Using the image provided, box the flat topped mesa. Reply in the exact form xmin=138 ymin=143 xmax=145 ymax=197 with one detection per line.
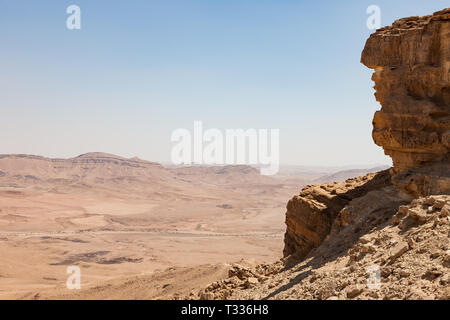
xmin=361 ymin=8 xmax=450 ymax=196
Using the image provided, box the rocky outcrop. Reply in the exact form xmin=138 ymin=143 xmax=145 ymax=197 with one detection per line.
xmin=361 ymin=8 xmax=450 ymax=196
xmin=212 ymin=196 xmax=450 ymax=300
xmin=283 ymin=171 xmax=392 ymax=258
xmin=391 ymin=161 xmax=450 ymax=197
xmin=283 ymin=9 xmax=450 ymax=261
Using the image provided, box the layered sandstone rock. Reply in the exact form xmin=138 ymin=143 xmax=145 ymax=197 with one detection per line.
xmin=361 ymin=9 xmax=450 ymax=196
xmin=283 ymin=9 xmax=450 ymax=261
xmin=283 ymin=171 xmax=392 ymax=258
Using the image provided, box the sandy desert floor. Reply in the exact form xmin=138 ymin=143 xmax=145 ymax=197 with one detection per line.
xmin=0 ymin=153 xmax=380 ymax=299
xmin=0 ymin=184 xmax=293 ymax=299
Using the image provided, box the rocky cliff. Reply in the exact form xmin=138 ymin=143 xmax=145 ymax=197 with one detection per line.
xmin=361 ymin=8 xmax=450 ymax=197
xmin=283 ymin=171 xmax=395 ymax=258
xmin=283 ymin=9 xmax=450 ymax=261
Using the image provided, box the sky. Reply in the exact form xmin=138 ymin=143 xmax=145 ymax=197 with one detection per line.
xmin=0 ymin=0 xmax=448 ymax=166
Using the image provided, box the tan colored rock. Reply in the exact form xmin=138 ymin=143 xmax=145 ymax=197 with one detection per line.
xmin=389 ymin=242 xmax=409 ymax=262
xmin=361 ymin=9 xmax=450 ymax=197
xmin=346 ymin=285 xmax=363 ymax=299
xmin=283 ymin=171 xmax=392 ymax=258
xmin=244 ymin=277 xmax=259 ymax=289
xmin=439 ymin=287 xmax=450 ymax=300
xmin=200 ymin=291 xmax=215 ymax=300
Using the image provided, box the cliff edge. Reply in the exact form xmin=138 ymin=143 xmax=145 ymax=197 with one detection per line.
xmin=283 ymin=8 xmax=450 ymax=261
xmin=361 ymin=8 xmax=450 ymax=197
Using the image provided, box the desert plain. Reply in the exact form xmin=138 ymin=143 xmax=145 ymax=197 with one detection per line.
xmin=0 ymin=153 xmax=384 ymax=299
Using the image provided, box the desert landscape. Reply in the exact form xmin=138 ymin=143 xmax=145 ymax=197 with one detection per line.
xmin=0 ymin=153 xmax=288 ymax=298
xmin=0 ymin=152 xmax=384 ymax=299
xmin=1 ymin=4 xmax=449 ymax=302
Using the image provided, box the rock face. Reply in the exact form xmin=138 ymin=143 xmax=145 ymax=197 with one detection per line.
xmin=283 ymin=9 xmax=450 ymax=261
xmin=283 ymin=171 xmax=392 ymax=258
xmin=361 ymin=8 xmax=450 ymax=196
xmin=210 ymin=195 xmax=450 ymax=300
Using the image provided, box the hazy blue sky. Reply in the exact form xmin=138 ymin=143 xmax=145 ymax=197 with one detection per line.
xmin=1 ymin=0 xmax=448 ymax=166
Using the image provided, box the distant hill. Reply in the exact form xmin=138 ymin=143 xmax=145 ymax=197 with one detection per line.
xmin=0 ymin=153 xmax=289 ymax=195
xmin=313 ymin=165 xmax=390 ymax=184
xmin=0 ymin=153 xmax=391 ymax=192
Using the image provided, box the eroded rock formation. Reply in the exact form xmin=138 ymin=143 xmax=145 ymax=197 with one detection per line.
xmin=361 ymin=8 xmax=450 ymax=196
xmin=283 ymin=171 xmax=393 ymax=258
xmin=283 ymin=9 xmax=450 ymax=261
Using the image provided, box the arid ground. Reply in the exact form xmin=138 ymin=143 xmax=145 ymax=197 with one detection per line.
xmin=0 ymin=153 xmax=383 ymax=299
